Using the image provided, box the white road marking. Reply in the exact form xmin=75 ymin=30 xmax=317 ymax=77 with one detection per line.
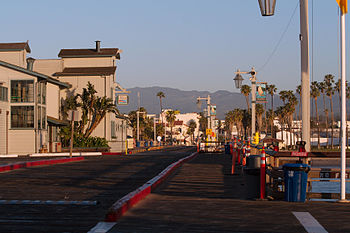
xmin=88 ymin=222 xmax=116 ymax=233
xmin=293 ymin=212 xmax=328 ymax=233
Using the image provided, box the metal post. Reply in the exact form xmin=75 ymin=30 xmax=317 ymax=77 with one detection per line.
xmin=300 ymin=0 xmax=311 ymax=151
xmin=251 ymin=73 xmax=257 ymax=137
xmin=137 ymin=111 xmax=140 ymax=142
xmin=154 ymin=117 xmax=156 ymax=142
xmin=340 ymin=11 xmax=347 ymax=202
xmin=69 ymin=112 xmax=74 ymax=158
xmin=207 ymin=95 xmax=211 ymax=141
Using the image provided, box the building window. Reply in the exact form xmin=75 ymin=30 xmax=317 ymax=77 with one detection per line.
xmin=11 ymin=106 xmax=34 ymax=128
xmin=11 ymin=80 xmax=34 ymax=103
xmin=111 ymin=121 xmax=116 ymax=138
xmin=42 ymin=107 xmax=46 ymax=129
xmin=0 ymin=87 xmax=8 ymax=101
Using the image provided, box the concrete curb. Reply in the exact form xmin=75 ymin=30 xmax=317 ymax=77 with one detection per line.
xmin=105 ymin=152 xmax=198 ymax=222
xmin=30 ymin=152 xmax=101 ymax=157
xmin=0 ymin=157 xmax=85 ymax=173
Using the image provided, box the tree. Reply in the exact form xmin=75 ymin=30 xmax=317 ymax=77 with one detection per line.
xmin=279 ymin=90 xmax=289 ymax=105
xmin=256 ymin=104 xmax=264 ymax=133
xmin=240 ymin=85 xmax=251 ymax=111
xmin=187 ymin=120 xmax=197 ymax=144
xmin=267 ymin=84 xmax=277 ymax=136
xmin=296 ymin=85 xmax=301 ymax=121
xmin=325 ymin=74 xmax=335 ymax=148
xmin=335 ymin=78 xmax=342 ymax=147
xmin=60 ymin=82 xmax=118 ymax=147
xmin=165 ymin=110 xmax=179 ymax=144
xmin=319 ymin=81 xmax=329 ymax=148
xmin=156 ymin=91 xmax=165 ymax=113
xmin=311 ymin=81 xmax=321 ymax=149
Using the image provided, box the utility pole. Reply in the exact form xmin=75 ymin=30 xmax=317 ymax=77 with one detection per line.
xmin=300 ymin=0 xmax=311 ymax=151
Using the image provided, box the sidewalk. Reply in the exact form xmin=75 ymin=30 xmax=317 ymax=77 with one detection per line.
xmin=109 ymin=153 xmax=350 ymax=233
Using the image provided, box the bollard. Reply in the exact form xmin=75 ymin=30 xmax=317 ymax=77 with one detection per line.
xmin=246 ymin=141 xmax=251 ymax=157
xmin=237 ymin=147 xmax=241 ymax=164
xmin=231 ymin=143 xmax=236 ymax=175
xmin=260 ymin=146 xmax=266 ymax=199
xmin=230 ymin=144 xmax=233 ymax=155
xmin=242 ymin=146 xmax=246 ymax=166
xmin=197 ymin=144 xmax=200 ymax=153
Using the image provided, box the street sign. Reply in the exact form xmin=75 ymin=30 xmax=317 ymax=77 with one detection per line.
xmin=67 ymin=110 xmax=79 ymax=121
xmin=291 ymin=151 xmax=308 ymax=157
xmin=117 ymin=94 xmax=129 ymax=105
xmin=256 ymin=82 xmax=267 ymax=103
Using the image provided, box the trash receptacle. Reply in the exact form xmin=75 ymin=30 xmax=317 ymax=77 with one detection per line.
xmin=283 ymin=163 xmax=310 ymax=202
xmin=136 ymin=141 xmax=140 ymax=147
xmin=150 ymin=141 xmax=153 ymax=147
xmin=244 ymin=155 xmax=261 ymax=199
xmin=144 ymin=141 xmax=148 ymax=147
xmin=225 ymin=144 xmax=230 ymax=154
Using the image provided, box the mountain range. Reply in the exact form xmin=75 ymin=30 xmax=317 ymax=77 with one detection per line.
xmin=116 ymin=86 xmax=347 ymax=120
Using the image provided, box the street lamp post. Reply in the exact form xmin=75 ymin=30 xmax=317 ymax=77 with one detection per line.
xmin=234 ymin=67 xmax=257 ymax=138
xmin=258 ymin=0 xmax=310 ymax=151
xmin=197 ymin=95 xmax=212 ymax=140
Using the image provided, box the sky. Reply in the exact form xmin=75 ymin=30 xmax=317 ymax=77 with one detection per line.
xmin=1 ymin=0 xmax=348 ymax=93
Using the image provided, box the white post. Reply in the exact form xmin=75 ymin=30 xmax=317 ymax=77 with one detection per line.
xmin=340 ymin=11 xmax=347 ymax=202
xmin=300 ymin=0 xmax=311 ymax=151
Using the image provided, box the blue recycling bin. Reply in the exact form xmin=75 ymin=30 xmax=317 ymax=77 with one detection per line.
xmin=283 ymin=163 xmax=310 ymax=202
xmin=150 ymin=141 xmax=153 ymax=147
xmin=225 ymin=144 xmax=230 ymax=154
xmin=136 ymin=141 xmax=140 ymax=147
xmin=144 ymin=141 xmax=148 ymax=147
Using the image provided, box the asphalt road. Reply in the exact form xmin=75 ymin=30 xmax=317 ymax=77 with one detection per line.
xmin=0 ymin=146 xmax=195 ymax=233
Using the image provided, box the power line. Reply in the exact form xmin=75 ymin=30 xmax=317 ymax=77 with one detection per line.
xmin=258 ymin=1 xmax=299 ymax=72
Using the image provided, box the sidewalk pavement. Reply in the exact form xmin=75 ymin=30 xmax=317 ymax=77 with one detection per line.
xmin=108 ymin=153 xmax=350 ymax=233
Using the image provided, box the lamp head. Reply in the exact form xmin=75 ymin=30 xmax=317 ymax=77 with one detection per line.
xmin=258 ymin=0 xmax=276 ymax=16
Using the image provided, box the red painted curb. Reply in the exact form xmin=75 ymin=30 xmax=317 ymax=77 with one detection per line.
xmin=0 ymin=157 xmax=84 ymax=173
xmin=102 ymin=152 xmax=124 ymax=156
xmin=105 ymin=152 xmax=199 ymax=222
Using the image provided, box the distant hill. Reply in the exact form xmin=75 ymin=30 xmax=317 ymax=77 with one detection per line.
xmin=116 ymin=86 xmax=347 ymax=121
xmin=117 ymin=86 xmax=248 ymax=119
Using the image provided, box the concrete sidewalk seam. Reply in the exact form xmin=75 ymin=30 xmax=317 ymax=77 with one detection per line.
xmin=105 ymin=152 xmax=198 ymax=222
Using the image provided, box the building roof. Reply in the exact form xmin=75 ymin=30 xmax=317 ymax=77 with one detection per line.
xmin=0 ymin=42 xmax=31 ymax=53
xmin=0 ymin=60 xmax=70 ymax=89
xmin=53 ymin=66 xmax=116 ymax=77
xmin=47 ymin=116 xmax=69 ymax=126
xmin=58 ymin=48 xmax=120 ymax=59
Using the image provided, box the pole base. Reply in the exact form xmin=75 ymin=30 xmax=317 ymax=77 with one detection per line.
xmin=337 ymin=199 xmax=350 ymax=203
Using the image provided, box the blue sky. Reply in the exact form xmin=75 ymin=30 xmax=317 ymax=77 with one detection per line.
xmin=1 ymin=0 xmax=348 ymax=92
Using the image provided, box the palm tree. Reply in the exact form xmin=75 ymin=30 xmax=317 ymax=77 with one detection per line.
xmin=256 ymin=104 xmax=264 ymax=133
xmin=286 ymin=93 xmax=298 ymax=147
xmin=335 ymin=78 xmax=342 ymax=147
xmin=166 ymin=110 xmax=179 ymax=144
xmin=240 ymin=85 xmax=251 ymax=111
xmin=325 ymin=74 xmax=335 ymax=148
xmin=311 ymin=81 xmax=321 ymax=149
xmin=279 ymin=90 xmax=289 ymax=105
xmin=296 ymin=85 xmax=301 ymax=121
xmin=267 ymin=84 xmax=277 ymax=137
xmin=156 ymin=91 xmax=165 ymax=113
xmin=84 ymin=96 xmax=118 ymax=137
xmin=275 ymin=106 xmax=287 ymax=144
xmin=319 ymin=81 xmax=328 ymax=148
xmin=187 ymin=120 xmax=197 ymax=144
